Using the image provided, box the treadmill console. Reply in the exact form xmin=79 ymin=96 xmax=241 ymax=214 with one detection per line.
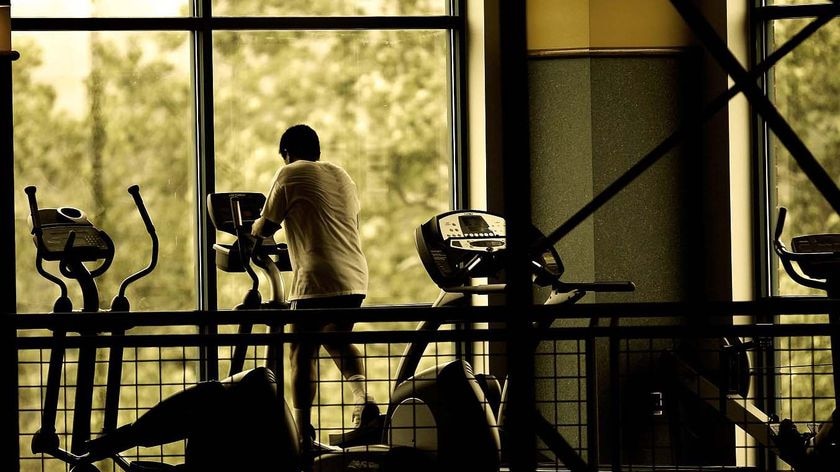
xmin=207 ymin=192 xmax=266 ymax=236
xmin=435 ymin=211 xmax=506 ymax=252
xmin=415 ymin=210 xmax=562 ymax=289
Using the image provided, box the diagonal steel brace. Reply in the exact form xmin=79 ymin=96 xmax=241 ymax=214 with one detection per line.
xmin=534 ymin=1 xmax=839 ymax=254
xmin=669 ymin=0 xmax=840 ymax=217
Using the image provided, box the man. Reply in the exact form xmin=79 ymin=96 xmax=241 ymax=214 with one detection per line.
xmin=251 ymin=124 xmax=377 ymax=446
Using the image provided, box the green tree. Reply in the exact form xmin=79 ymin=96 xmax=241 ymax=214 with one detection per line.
xmin=14 ymin=32 xmax=195 ymax=314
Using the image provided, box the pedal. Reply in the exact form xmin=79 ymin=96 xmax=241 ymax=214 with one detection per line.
xmin=328 ymin=414 xmax=385 ymax=448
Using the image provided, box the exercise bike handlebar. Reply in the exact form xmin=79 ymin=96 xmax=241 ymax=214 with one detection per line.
xmin=556 ymin=280 xmax=636 ymax=292
xmin=25 ymin=186 xmax=72 ymax=310
xmin=530 ymin=258 xmax=636 ymax=293
xmin=231 ymin=196 xmax=261 ymax=293
xmin=113 ymin=185 xmax=159 ymax=310
xmin=25 ymin=185 xmax=43 ymax=229
xmin=128 ymin=185 xmax=155 ymax=234
xmin=773 ymin=207 xmax=830 ymax=291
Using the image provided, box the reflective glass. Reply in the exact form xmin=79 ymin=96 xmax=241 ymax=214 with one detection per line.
xmin=11 ymin=0 xmax=190 ymax=18
xmin=212 ymin=29 xmax=453 ymax=309
xmin=768 ymin=17 xmax=839 ymax=442
xmin=13 ymin=30 xmax=197 ymax=314
xmin=211 ymin=0 xmax=449 ymax=16
xmin=771 ymin=18 xmax=840 ymax=297
xmin=10 ymin=4 xmax=461 ymax=463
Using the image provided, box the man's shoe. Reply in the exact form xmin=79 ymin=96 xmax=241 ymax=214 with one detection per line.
xmin=300 ymin=423 xmax=316 ymax=450
xmin=351 ymin=396 xmax=380 ymax=429
xmin=298 ymin=423 xmax=316 ymax=471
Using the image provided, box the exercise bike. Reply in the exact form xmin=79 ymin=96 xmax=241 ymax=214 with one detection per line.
xmin=25 ymin=184 xmax=163 ymax=471
xmin=659 ymin=206 xmax=838 ymax=471
xmin=335 ymin=209 xmax=637 ymax=471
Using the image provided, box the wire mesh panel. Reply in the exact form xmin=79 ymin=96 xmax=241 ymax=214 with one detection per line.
xmin=18 ymin=327 xmax=203 ymax=472
xmin=13 ymin=306 xmax=840 ymax=472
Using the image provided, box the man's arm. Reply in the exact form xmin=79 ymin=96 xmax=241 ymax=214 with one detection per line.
xmin=251 ymin=216 xmax=282 ymax=238
xmin=254 ymin=173 xmax=287 ymax=238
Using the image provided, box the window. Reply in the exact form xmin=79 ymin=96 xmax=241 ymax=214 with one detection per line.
xmin=754 ymin=0 xmax=839 ymax=455
xmin=211 ymin=27 xmax=454 ymax=309
xmin=12 ymin=1 xmax=465 ymax=462
xmin=12 ymin=0 xmax=462 ymax=313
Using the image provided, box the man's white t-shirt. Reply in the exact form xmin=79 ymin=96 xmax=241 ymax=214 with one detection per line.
xmin=256 ymin=160 xmax=368 ymax=301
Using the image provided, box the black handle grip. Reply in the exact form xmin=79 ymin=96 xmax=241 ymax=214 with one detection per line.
xmin=775 ymin=207 xmax=787 ymax=243
xmin=127 ymin=185 xmax=155 ymax=234
xmin=25 ymin=185 xmax=42 ymax=232
xmin=231 ymin=196 xmax=244 ymax=229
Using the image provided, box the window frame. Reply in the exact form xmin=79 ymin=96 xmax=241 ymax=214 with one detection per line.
xmin=9 ymin=0 xmax=469 ymax=315
xmin=753 ymin=0 xmax=840 ymax=300
xmin=752 ymin=2 xmax=840 ymax=467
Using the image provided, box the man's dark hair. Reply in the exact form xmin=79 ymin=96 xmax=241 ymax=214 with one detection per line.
xmin=279 ymin=124 xmax=321 ymax=161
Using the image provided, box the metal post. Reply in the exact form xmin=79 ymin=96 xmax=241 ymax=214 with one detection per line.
xmin=498 ymin=1 xmax=535 ymax=470
xmin=1 ymin=2 xmax=20 ymax=470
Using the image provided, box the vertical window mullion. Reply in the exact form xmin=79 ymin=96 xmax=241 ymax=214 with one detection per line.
xmin=194 ymin=0 xmax=218 ymax=381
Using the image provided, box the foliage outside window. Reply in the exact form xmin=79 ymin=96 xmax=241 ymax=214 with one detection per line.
xmin=212 ymin=28 xmax=452 ymax=310
xmin=13 ymin=1 xmax=453 ymax=313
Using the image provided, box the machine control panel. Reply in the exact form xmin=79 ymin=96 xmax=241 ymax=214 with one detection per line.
xmin=34 ymin=207 xmax=113 ymax=261
xmin=435 ymin=211 xmax=506 ymax=252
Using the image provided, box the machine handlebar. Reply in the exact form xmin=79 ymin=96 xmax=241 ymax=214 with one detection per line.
xmin=773 ymin=206 xmax=840 ymax=291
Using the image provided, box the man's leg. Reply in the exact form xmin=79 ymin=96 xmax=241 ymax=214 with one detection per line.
xmin=321 ymin=326 xmax=378 ymax=428
xmin=289 ymin=324 xmax=319 ymax=443
xmin=318 ymin=294 xmax=378 ymax=428
xmin=294 ymin=295 xmax=377 ymax=429
xmin=322 ymin=322 xmax=367 ymax=382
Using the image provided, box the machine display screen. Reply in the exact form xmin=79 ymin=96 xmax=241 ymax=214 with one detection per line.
xmin=225 ymin=205 xmax=260 ymax=224
xmin=207 ymin=192 xmax=266 ymax=234
xmin=459 ymin=214 xmax=490 ymax=234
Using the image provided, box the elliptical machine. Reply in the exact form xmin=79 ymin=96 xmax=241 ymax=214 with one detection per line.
xmin=207 ymin=191 xmax=292 ymax=377
xmin=417 ymin=209 xmax=636 ymax=471
xmin=656 ymin=206 xmax=839 ymax=471
xmin=28 ymin=189 xmax=302 ymax=472
xmin=25 ymin=184 xmax=163 ymax=471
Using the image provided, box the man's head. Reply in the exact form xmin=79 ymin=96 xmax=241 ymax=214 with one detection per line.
xmin=279 ymin=124 xmax=321 ymax=163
